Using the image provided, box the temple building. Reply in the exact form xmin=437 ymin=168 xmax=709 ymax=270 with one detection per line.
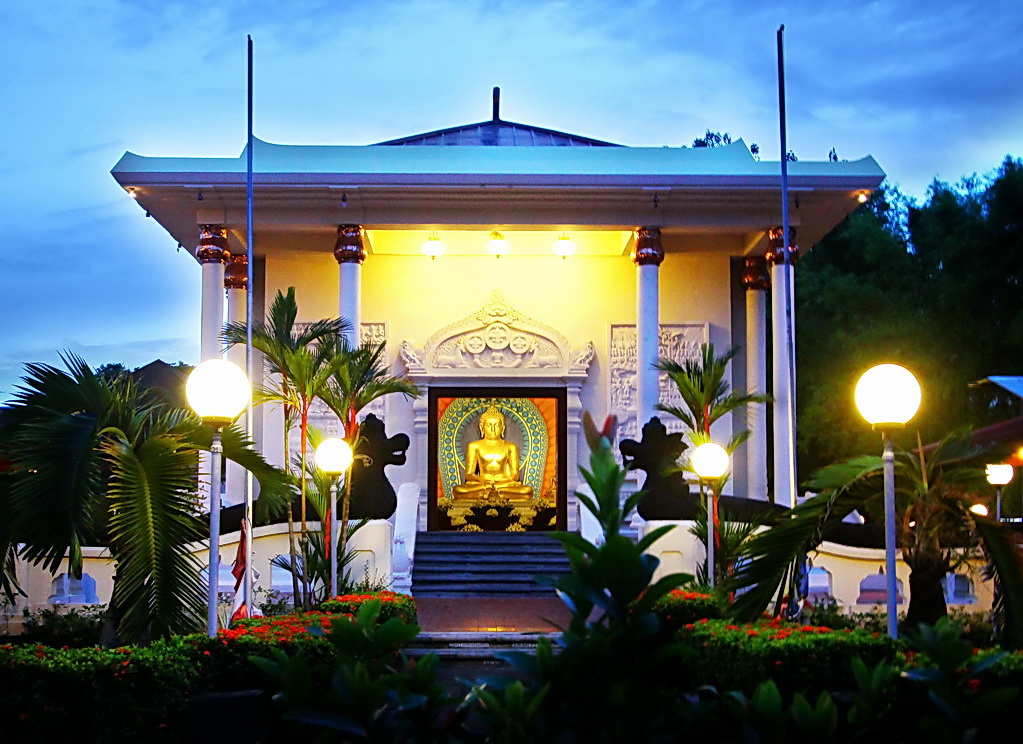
xmin=19 ymin=90 xmax=972 ymax=619
xmin=111 ymin=93 xmax=883 ymax=527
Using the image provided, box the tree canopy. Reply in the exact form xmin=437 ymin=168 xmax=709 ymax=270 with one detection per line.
xmin=796 ymin=157 xmax=1023 ymax=482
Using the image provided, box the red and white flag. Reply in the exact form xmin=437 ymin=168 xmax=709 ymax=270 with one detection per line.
xmin=230 ymin=518 xmax=262 ymax=623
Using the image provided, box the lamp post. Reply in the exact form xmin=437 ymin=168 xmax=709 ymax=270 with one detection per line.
xmin=855 ymin=363 xmax=921 ymax=640
xmin=691 ymin=442 xmax=730 ymax=590
xmin=986 ymin=463 xmax=1013 ymax=522
xmin=186 ymin=359 xmax=250 ymax=637
xmin=315 ymin=437 xmax=354 ymax=599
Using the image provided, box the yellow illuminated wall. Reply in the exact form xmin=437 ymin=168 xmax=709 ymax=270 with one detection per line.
xmin=262 ymin=238 xmax=734 ymax=490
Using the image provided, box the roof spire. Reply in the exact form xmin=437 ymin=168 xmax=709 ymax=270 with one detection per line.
xmin=492 ymin=86 xmax=500 ymax=122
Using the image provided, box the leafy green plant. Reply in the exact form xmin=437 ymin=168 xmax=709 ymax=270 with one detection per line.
xmin=729 ymin=430 xmax=1023 ymax=649
xmin=899 ymin=617 xmax=1019 ymax=742
xmin=255 ymin=587 xmax=292 ymax=616
xmin=20 ymin=605 xmax=106 ymax=648
xmin=656 ymin=343 xmax=771 ymax=591
xmin=483 ymin=412 xmax=695 ymax=742
xmin=248 ymin=599 xmax=462 ymax=742
xmin=0 ymin=353 xmax=291 ymax=644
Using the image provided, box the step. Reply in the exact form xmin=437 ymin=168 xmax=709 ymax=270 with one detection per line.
xmin=407 ymin=631 xmax=559 ymax=659
xmin=412 ymin=531 xmax=571 ymax=598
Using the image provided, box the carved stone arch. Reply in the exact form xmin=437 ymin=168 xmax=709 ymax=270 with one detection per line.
xmin=401 ymin=291 xmax=593 ymax=377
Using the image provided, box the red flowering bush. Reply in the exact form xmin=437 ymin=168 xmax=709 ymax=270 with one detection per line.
xmin=222 ymin=610 xmax=352 ymax=643
xmin=673 ymin=616 xmax=898 ymax=695
xmin=650 ymin=588 xmax=724 ymax=632
xmin=321 ymin=590 xmax=417 ymax=624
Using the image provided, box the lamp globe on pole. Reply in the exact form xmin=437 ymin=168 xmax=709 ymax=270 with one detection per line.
xmin=186 ymin=359 xmax=250 ymax=426
xmin=986 ymin=463 xmax=1013 ymax=522
xmin=186 ymin=359 xmax=250 ymax=637
xmin=855 ymin=363 xmax=920 ymax=640
xmin=691 ymin=442 xmax=729 ymax=590
xmin=692 ymin=442 xmax=729 ymax=480
xmin=316 ymin=437 xmax=354 ymax=600
xmin=854 ymin=364 xmax=921 ymax=428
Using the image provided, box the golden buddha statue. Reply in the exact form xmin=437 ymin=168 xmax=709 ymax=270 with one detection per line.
xmin=452 ymin=406 xmax=533 ymax=500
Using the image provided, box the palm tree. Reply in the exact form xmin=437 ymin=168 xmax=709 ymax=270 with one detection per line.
xmin=0 ymin=354 xmax=291 ymax=644
xmin=223 ymin=287 xmax=349 ymax=608
xmin=728 ymin=430 xmax=1023 ymax=647
xmin=655 ymin=342 xmax=772 ymax=588
xmin=655 ymin=342 xmax=772 ymax=452
xmin=319 ymin=339 xmax=419 ymax=588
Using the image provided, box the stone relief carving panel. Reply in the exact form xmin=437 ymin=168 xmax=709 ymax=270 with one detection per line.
xmin=400 ymin=292 xmax=591 ymax=377
xmin=609 ymin=323 xmax=708 ymax=445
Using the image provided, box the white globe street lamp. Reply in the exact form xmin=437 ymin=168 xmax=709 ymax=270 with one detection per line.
xmin=316 ymin=437 xmax=354 ymax=599
xmin=855 ymin=363 xmax=921 ymax=640
xmin=691 ymin=442 xmax=729 ymax=590
xmin=186 ymin=359 xmax=250 ymax=637
xmin=986 ymin=463 xmax=1014 ymax=522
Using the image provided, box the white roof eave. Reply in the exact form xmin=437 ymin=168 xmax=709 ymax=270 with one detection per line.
xmin=112 ymin=138 xmax=885 ymax=191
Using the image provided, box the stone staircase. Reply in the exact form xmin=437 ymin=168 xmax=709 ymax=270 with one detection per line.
xmin=411 ymin=531 xmax=571 ymax=597
xmin=406 ymin=630 xmax=557 ymax=694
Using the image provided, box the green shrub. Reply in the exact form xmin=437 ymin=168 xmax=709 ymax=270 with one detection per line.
xmin=20 ymin=605 xmax=106 ymax=648
xmin=0 ymin=642 xmax=196 ymax=741
xmin=673 ymin=618 xmax=899 ymax=695
xmin=320 ymin=590 xmax=417 ymax=624
xmin=157 ymin=626 xmax=336 ymax=693
xmin=249 ymin=599 xmax=462 ymax=740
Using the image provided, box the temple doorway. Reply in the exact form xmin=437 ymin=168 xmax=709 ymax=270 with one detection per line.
xmin=428 ymin=386 xmax=567 ymax=531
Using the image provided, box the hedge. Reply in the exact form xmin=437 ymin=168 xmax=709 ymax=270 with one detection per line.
xmin=672 ymin=617 xmax=900 ymax=695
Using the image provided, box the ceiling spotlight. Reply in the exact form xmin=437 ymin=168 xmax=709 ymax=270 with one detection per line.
xmin=341 ymin=192 xmax=348 ymax=209
xmin=197 ymin=191 xmax=204 ymax=202
xmin=420 ymin=232 xmax=446 ymax=260
xmin=127 ymin=188 xmax=138 ymax=199
xmin=552 ymin=233 xmax=577 ymax=259
xmin=487 ymin=230 xmax=508 ymax=258
xmin=857 ymin=191 xmax=869 ymax=204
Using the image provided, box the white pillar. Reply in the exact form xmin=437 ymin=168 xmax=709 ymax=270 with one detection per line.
xmin=196 ymin=225 xmax=230 ymax=582
xmin=197 ymin=224 xmax=229 ymax=362
xmin=769 ymin=228 xmax=798 ymax=507
xmin=744 ymin=255 xmax=770 ymax=501
xmin=224 ymin=254 xmax=248 ymax=507
xmin=633 ymin=227 xmax=664 ymax=433
xmin=333 ymin=225 xmax=365 ymax=348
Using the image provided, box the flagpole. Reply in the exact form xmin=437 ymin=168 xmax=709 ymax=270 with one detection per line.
xmin=776 ymin=24 xmax=798 ymax=504
xmin=243 ymin=34 xmax=256 ymax=618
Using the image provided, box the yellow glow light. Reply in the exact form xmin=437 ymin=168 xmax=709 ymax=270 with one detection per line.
xmin=186 ymin=359 xmax=249 ymax=424
xmin=316 ymin=437 xmax=354 ymax=475
xmin=487 ymin=231 xmax=509 ymax=257
xmin=854 ymin=364 xmax=921 ymax=427
xmin=986 ymin=463 xmax=1014 ymax=486
xmin=552 ymin=234 xmax=577 ymax=259
xmin=970 ymin=503 xmax=989 ymax=517
xmin=857 ymin=191 xmax=869 ymax=203
xmin=691 ymin=442 xmax=729 ymax=479
xmin=420 ymin=234 xmax=446 ymax=259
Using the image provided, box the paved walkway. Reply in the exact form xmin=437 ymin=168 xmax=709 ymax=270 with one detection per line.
xmin=415 ymin=596 xmax=571 ymax=633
